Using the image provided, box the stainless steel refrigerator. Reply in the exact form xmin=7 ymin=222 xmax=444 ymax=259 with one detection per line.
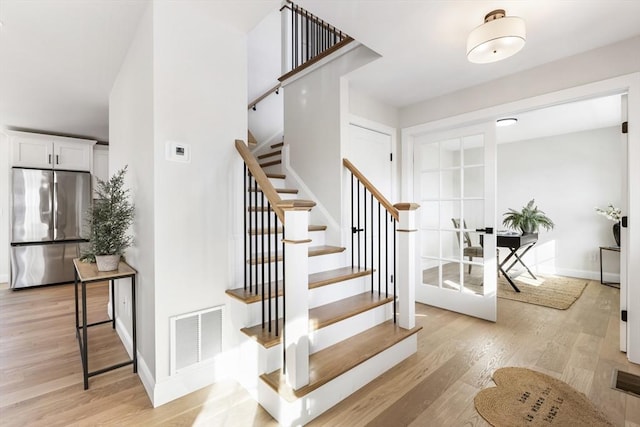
xmin=10 ymin=168 xmax=91 ymax=289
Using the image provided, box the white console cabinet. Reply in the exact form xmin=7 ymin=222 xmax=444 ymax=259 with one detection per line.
xmin=10 ymin=131 xmax=95 ymax=171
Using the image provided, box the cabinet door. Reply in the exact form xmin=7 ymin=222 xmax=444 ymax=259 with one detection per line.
xmin=12 ymin=136 xmax=53 ymax=168
xmin=92 ymin=145 xmax=109 ymax=197
xmin=53 ymin=141 xmax=92 ymax=171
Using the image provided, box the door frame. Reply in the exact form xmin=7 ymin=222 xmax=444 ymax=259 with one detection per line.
xmin=401 ymin=72 xmax=640 ymax=363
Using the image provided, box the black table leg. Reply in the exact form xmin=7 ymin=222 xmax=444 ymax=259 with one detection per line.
xmin=111 ymin=279 xmax=116 ymax=329
xmin=132 ymin=275 xmax=137 ymax=373
xmin=499 ymin=249 xmax=521 ymax=292
xmin=82 ymin=281 xmax=89 ymax=390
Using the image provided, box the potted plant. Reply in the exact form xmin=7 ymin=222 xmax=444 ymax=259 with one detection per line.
xmin=502 ymin=199 xmax=554 ymax=234
xmin=595 ymin=204 xmax=621 ymax=246
xmin=82 ymin=166 xmax=134 ymax=271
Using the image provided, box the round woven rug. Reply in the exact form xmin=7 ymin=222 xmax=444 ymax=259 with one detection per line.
xmin=475 ymin=367 xmax=613 ymax=426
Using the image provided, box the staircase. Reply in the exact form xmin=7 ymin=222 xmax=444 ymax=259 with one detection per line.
xmin=227 ymin=140 xmax=421 ymax=426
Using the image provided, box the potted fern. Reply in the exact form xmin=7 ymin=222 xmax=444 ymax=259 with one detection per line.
xmin=82 ymin=166 xmax=134 ymax=271
xmin=502 ymin=199 xmax=554 ymax=234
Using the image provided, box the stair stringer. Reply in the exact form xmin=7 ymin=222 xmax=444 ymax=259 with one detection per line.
xmin=257 ymin=334 xmax=417 ymax=427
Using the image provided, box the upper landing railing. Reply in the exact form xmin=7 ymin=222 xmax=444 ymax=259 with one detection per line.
xmin=248 ymin=1 xmax=353 ymax=112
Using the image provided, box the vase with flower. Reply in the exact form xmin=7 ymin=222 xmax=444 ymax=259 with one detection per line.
xmin=595 ymin=204 xmax=621 ymax=246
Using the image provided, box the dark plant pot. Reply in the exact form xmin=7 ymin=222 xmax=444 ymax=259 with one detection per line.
xmin=613 ymin=222 xmax=621 ymax=247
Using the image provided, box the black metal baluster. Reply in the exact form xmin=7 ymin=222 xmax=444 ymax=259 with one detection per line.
xmin=357 ymin=181 xmax=361 ymax=267
xmin=364 ymin=186 xmax=367 ymax=271
xmin=378 ymin=202 xmax=381 ymax=295
xmin=261 ymin=191 xmax=265 ymax=328
xmin=252 ymin=176 xmax=257 ymax=295
xmin=244 ymin=166 xmax=248 ymax=290
xmin=351 ymin=173 xmax=354 ymax=268
xmin=274 ymin=210 xmax=279 ymax=337
xmin=281 ymin=226 xmax=286 ymax=374
xmin=268 ymin=201 xmax=272 ymax=333
xmin=393 ymin=218 xmax=397 ymax=323
xmin=385 ymin=211 xmax=389 ymax=297
xmin=370 ymin=193 xmax=373 ymax=293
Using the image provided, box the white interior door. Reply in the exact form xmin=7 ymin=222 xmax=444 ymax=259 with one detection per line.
xmin=413 ymin=123 xmax=497 ymax=321
xmin=345 ymin=123 xmax=392 ymax=200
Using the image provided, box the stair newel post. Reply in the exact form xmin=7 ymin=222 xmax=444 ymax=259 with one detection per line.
xmin=394 ymin=203 xmax=420 ymax=330
xmin=277 ymin=199 xmax=316 ymax=390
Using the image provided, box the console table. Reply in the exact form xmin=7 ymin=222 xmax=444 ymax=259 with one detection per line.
xmin=481 ymin=233 xmax=538 ymax=293
xmin=599 ymin=246 xmax=620 ymax=288
xmin=73 ymin=259 xmax=137 ymax=390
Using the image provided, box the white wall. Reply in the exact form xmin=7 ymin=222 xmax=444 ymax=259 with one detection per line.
xmin=152 ymin=0 xmax=246 ymax=392
xmin=109 ymin=2 xmax=157 ymax=384
xmin=0 ymin=133 xmax=8 ymax=283
xmin=284 ymin=44 xmax=380 ymax=232
xmin=497 ymin=127 xmax=621 ymax=279
xmin=109 ymin=1 xmax=248 ymax=406
xmin=400 ymin=36 xmax=640 ymax=128
xmin=349 ymin=87 xmax=398 ymax=129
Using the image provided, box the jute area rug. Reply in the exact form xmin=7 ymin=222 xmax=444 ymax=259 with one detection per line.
xmin=497 ymin=274 xmax=588 ymax=310
xmin=475 ymin=367 xmax=613 ymax=426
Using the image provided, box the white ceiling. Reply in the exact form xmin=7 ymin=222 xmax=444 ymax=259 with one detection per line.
xmin=1 ymin=0 xmax=638 ymax=142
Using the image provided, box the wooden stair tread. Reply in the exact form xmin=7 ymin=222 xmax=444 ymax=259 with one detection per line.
xmin=249 ymin=187 xmax=298 ymax=194
xmin=240 ymin=291 xmax=393 ymax=348
xmin=271 ymin=142 xmax=284 ymax=149
xmin=249 ymin=224 xmax=326 ymax=235
xmin=261 ymin=320 xmax=422 ymax=401
xmin=266 ymin=173 xmax=285 ymax=179
xmin=226 ymin=266 xmax=372 ymax=304
xmin=257 ymin=150 xmax=282 ymax=160
xmin=259 ymin=159 xmax=281 ymax=168
xmin=247 ymin=245 xmax=345 ymax=264
xmin=308 ymin=266 xmax=372 ymax=289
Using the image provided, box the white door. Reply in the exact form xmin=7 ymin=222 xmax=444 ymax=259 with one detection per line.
xmin=345 ymin=123 xmax=392 ymax=200
xmin=413 ymin=123 xmax=497 ymax=321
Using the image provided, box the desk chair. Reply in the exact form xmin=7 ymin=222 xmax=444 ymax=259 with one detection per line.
xmin=452 ymin=218 xmax=483 ymax=274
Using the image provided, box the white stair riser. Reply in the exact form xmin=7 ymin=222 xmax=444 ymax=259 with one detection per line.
xmin=307 ymin=276 xmax=369 ymax=308
xmin=247 ymin=230 xmax=325 ymax=254
xmin=309 ymin=303 xmax=393 ymax=353
xmin=234 ymin=337 xmax=283 ymax=397
xmin=257 ymin=334 xmax=418 ymax=427
xmin=246 ymin=191 xmax=297 ymax=205
xmin=308 ymin=252 xmax=345 ymax=274
xmin=236 ymin=277 xmax=381 ymax=326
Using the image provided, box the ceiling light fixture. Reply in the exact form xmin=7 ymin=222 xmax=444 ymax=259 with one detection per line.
xmin=467 ymin=9 xmax=526 ymax=64
xmin=496 ymin=118 xmax=518 ymax=127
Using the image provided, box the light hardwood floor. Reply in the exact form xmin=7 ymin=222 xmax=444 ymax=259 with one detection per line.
xmin=1 ymin=280 xmax=638 ymax=426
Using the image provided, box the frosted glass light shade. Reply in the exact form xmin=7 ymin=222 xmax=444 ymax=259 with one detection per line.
xmin=467 ymin=15 xmax=526 ymax=64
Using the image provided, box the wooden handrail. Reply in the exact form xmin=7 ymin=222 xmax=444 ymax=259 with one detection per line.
xmin=343 ymin=158 xmax=399 ymax=221
xmin=248 ymin=83 xmax=281 ymax=111
xmin=279 ymin=37 xmax=355 ymax=83
xmin=235 ymin=139 xmax=284 ymax=223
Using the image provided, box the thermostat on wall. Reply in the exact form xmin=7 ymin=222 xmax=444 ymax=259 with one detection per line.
xmin=166 ymin=141 xmax=191 ymax=163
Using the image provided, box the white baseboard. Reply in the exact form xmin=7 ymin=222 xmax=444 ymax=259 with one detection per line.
xmin=541 ymin=266 xmax=620 ymax=283
xmin=0 ymin=274 xmax=8 ymax=284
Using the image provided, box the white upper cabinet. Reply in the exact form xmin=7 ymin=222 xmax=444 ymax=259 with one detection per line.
xmin=10 ymin=131 xmax=95 ymax=171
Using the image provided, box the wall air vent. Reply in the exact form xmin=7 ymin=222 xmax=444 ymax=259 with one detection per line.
xmin=170 ymin=305 xmax=223 ymax=375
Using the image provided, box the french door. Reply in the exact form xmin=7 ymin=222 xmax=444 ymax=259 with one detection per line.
xmin=413 ymin=124 xmax=497 ymax=321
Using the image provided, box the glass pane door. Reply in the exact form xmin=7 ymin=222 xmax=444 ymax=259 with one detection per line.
xmin=414 ymin=124 xmax=496 ymax=321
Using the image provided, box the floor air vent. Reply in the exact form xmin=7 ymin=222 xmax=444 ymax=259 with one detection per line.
xmin=170 ymin=305 xmax=223 ymax=375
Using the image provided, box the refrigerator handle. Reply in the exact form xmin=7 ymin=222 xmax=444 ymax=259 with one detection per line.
xmin=53 ymin=181 xmax=58 ymax=240
xmin=48 ymin=154 xmax=52 ymax=164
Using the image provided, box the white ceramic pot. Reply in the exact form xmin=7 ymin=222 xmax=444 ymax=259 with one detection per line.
xmin=95 ymin=254 xmax=121 ymax=271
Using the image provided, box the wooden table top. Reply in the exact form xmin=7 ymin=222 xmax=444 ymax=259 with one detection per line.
xmin=73 ymin=258 xmax=137 ymax=282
